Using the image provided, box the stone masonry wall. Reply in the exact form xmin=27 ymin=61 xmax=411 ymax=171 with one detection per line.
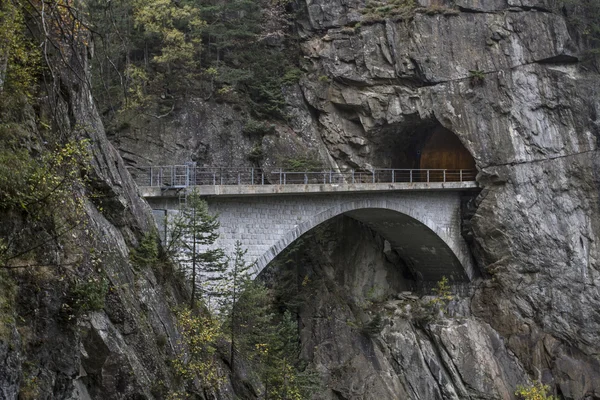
xmin=146 ymin=190 xmax=475 ymax=281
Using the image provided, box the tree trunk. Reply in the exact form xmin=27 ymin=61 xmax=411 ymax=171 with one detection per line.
xmin=230 ymin=263 xmax=238 ymax=370
xmin=0 ymin=53 xmax=7 ymax=94
xmin=190 ymin=207 xmax=197 ymax=309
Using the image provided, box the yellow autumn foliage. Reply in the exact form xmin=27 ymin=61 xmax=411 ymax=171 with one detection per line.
xmin=171 ymin=308 xmax=224 ymax=396
xmin=515 ymin=381 xmax=557 ymax=400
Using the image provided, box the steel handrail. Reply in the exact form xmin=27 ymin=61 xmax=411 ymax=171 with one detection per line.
xmin=127 ymin=166 xmax=477 ymax=187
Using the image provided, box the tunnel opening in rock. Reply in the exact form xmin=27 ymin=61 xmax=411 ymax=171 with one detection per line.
xmin=418 ymin=125 xmax=476 ymax=171
xmin=377 ymin=120 xmax=476 ymax=175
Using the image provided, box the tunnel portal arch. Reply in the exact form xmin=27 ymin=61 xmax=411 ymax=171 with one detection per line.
xmin=384 ymin=122 xmax=476 ymax=174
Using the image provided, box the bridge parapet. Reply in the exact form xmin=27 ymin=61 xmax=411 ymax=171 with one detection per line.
xmin=128 ymin=166 xmax=477 ymax=189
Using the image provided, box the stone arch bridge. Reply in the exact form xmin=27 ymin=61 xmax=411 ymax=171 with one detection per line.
xmin=132 ymin=166 xmax=479 ymax=282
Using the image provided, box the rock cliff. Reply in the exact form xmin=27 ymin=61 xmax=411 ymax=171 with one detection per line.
xmin=2 ymin=0 xmax=599 ymax=399
xmin=291 ymin=3 xmax=600 ymax=397
xmin=114 ymin=1 xmax=600 ymax=398
xmin=265 ymin=215 xmax=532 ymax=399
xmin=0 ymin=28 xmax=229 ymax=400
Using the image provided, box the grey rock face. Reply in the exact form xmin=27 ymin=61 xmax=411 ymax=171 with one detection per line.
xmin=111 ymin=1 xmax=600 ymax=397
xmin=291 ymin=3 xmax=600 ymax=395
xmin=0 ymin=35 xmax=209 ymax=400
xmin=269 ymin=216 xmax=531 ymax=399
xmin=112 ymin=86 xmax=333 ymax=175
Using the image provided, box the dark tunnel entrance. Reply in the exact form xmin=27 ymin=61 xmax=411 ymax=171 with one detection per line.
xmin=382 ymin=122 xmax=476 ymax=172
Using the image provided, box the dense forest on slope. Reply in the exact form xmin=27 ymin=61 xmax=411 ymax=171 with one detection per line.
xmin=86 ymin=0 xmax=301 ymax=126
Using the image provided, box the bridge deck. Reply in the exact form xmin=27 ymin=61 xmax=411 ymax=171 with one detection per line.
xmin=130 ymin=166 xmax=478 ymax=198
xmin=140 ymin=181 xmax=479 ymax=198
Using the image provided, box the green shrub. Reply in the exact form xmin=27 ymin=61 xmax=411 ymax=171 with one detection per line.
xmin=469 ymin=69 xmax=485 ymax=86
xmin=248 ymin=144 xmax=264 ymax=163
xmin=243 ymin=119 xmax=275 ymax=137
xmin=0 ymin=139 xmax=91 ymax=268
xmin=130 ymin=231 xmax=160 ymax=270
xmin=282 ymin=68 xmax=304 ymax=85
xmin=361 ymin=0 xmax=416 ymax=21
xmin=0 ymin=2 xmax=40 ymax=98
xmin=70 ymin=276 xmax=109 ymax=314
xmin=156 ymin=334 xmax=168 ymax=349
xmin=282 ymin=155 xmax=324 ymax=172
xmin=0 ymin=140 xmax=90 ymax=213
xmin=429 ymin=276 xmax=453 ymax=314
xmin=362 ymin=313 xmax=383 ymax=336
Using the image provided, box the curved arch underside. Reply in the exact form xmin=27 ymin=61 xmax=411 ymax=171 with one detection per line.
xmin=249 ymin=197 xmax=475 ymax=282
xmin=345 ymin=209 xmax=467 ymax=281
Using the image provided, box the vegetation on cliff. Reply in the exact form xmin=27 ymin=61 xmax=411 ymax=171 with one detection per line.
xmin=87 ymin=0 xmax=300 ymax=124
xmin=0 ymin=0 xmax=96 ymax=271
xmin=1 ymin=0 xmax=600 ymax=398
xmin=160 ymin=194 xmax=319 ymax=398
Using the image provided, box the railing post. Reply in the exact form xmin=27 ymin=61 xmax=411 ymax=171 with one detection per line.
xmin=283 ymin=171 xmax=286 ymax=185
xmin=150 ymin=167 xmax=153 ymax=186
xmin=323 ymin=172 xmax=326 ymax=184
xmin=392 ymin=170 xmax=395 ymax=183
xmin=443 ymin=170 xmax=446 ymax=182
xmin=410 ymin=170 xmax=413 ymax=183
xmin=238 ymin=172 xmax=241 ymax=185
xmin=251 ymin=168 xmax=254 ymax=185
xmin=220 ymin=168 xmax=223 ymax=185
xmin=329 ymin=170 xmax=332 ymax=184
xmin=352 ymin=169 xmax=355 ymax=184
xmin=460 ymin=170 xmax=463 ymax=181
xmin=261 ymin=171 xmax=264 ymax=185
xmin=304 ymin=173 xmax=308 ymax=184
xmin=427 ymin=170 xmax=430 ymax=182
xmin=279 ymin=169 xmax=282 ymax=185
xmin=372 ymin=170 xmax=375 ymax=183
xmin=213 ymin=172 xmax=216 ymax=185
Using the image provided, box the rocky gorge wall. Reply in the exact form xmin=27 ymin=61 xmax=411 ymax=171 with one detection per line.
xmin=294 ymin=2 xmax=600 ymax=397
xmin=114 ymin=0 xmax=600 ymax=398
xmin=264 ymin=215 xmax=532 ymax=399
xmin=0 ymin=28 xmax=239 ymax=400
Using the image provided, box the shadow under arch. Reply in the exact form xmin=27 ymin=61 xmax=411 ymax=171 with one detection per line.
xmin=252 ymin=199 xmax=475 ymax=282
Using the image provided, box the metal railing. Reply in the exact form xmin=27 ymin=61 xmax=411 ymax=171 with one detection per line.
xmin=128 ymin=166 xmax=476 ymax=188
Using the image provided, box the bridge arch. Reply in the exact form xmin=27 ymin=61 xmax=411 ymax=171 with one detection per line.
xmin=252 ymin=198 xmax=474 ymax=282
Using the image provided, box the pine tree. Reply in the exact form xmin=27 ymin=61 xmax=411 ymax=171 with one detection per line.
xmin=168 ymin=190 xmax=226 ymax=309
xmin=219 ymin=240 xmax=255 ymax=371
xmin=197 ymin=239 xmax=322 ymax=399
xmin=230 ymin=273 xmax=274 ymax=373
